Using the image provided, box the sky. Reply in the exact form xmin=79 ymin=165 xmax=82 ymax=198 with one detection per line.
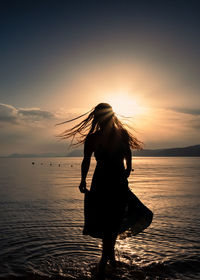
xmin=0 ymin=0 xmax=200 ymax=155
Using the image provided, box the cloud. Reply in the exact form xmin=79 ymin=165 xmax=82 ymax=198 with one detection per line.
xmin=169 ymin=107 xmax=200 ymax=116
xmin=0 ymin=103 xmax=55 ymax=125
xmin=0 ymin=103 xmax=73 ymax=155
xmin=0 ymin=103 xmax=18 ymax=123
xmin=136 ymin=107 xmax=200 ymax=148
xmin=18 ymin=108 xmax=54 ymax=120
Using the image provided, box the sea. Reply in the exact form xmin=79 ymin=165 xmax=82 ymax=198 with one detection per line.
xmin=0 ymin=157 xmax=199 ymax=280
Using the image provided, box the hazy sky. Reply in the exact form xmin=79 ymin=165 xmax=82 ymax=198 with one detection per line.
xmin=0 ymin=0 xmax=200 ymax=155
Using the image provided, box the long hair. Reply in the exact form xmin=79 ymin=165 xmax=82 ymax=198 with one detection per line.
xmin=57 ymin=103 xmax=143 ymax=150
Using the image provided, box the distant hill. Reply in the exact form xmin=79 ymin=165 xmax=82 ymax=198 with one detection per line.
xmin=133 ymin=145 xmax=200 ymax=157
xmin=2 ymin=145 xmax=200 ymax=158
xmin=66 ymin=149 xmax=83 ymax=157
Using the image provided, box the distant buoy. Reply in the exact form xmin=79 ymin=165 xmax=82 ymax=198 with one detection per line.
xmin=50 ymin=163 xmax=52 ymax=166
xmin=58 ymin=164 xmax=60 ymax=167
xmin=32 ymin=162 xmax=35 ymax=165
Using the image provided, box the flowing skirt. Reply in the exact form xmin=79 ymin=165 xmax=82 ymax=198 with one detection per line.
xmin=83 ymin=187 xmax=153 ymax=239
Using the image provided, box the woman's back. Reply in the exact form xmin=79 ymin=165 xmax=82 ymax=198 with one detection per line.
xmin=88 ymin=130 xmax=129 ymax=194
xmin=91 ymin=129 xmax=128 ymax=161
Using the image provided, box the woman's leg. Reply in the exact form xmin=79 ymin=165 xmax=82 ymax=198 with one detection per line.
xmin=100 ymin=237 xmax=110 ymax=267
xmin=99 ymin=234 xmax=117 ymax=269
xmin=109 ymin=234 xmax=117 ymax=266
xmin=97 ymin=238 xmax=108 ymax=277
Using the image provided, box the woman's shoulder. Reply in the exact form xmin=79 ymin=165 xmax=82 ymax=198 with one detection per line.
xmin=85 ymin=131 xmax=99 ymax=143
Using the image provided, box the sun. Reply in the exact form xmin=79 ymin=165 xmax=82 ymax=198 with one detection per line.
xmin=107 ymin=94 xmax=142 ymax=118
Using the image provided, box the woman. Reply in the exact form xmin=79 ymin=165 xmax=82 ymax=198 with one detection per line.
xmin=59 ymin=103 xmax=143 ymax=275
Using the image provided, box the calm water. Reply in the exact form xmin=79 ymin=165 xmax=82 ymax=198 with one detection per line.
xmin=0 ymin=157 xmax=200 ymax=280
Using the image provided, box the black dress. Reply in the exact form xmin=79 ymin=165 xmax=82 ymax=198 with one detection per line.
xmin=83 ymin=139 xmax=153 ymax=239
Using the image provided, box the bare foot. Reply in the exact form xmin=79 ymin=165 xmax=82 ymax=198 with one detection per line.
xmin=109 ymin=258 xmax=117 ymax=268
xmin=96 ymin=261 xmax=106 ymax=279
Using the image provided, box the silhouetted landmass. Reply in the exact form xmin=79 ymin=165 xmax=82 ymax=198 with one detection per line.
xmin=1 ymin=145 xmax=200 ymax=158
xmin=133 ymin=145 xmax=200 ymax=157
xmin=66 ymin=149 xmax=84 ymax=157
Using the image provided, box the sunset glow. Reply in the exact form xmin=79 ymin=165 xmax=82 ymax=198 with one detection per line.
xmin=108 ymin=94 xmax=144 ymax=118
xmin=0 ymin=1 xmax=200 ymax=155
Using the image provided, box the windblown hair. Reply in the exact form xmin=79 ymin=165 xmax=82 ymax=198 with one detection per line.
xmin=57 ymin=103 xmax=143 ymax=150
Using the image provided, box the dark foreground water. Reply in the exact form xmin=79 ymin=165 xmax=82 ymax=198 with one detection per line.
xmin=0 ymin=157 xmax=200 ymax=280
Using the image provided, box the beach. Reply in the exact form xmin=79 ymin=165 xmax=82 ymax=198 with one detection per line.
xmin=0 ymin=157 xmax=200 ymax=279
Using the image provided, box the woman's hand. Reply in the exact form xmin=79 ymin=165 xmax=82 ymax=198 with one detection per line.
xmin=125 ymin=168 xmax=134 ymax=178
xmin=79 ymin=180 xmax=87 ymax=193
xmin=125 ymin=169 xmax=131 ymax=178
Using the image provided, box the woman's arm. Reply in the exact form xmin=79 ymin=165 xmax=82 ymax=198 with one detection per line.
xmin=124 ymin=145 xmax=132 ymax=178
xmin=79 ymin=136 xmax=93 ymax=193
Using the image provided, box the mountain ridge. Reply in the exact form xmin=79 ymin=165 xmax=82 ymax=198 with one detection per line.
xmin=1 ymin=145 xmax=200 ymax=158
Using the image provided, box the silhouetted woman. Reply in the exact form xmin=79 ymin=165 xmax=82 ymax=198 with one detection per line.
xmin=59 ymin=103 xmax=143 ymax=276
